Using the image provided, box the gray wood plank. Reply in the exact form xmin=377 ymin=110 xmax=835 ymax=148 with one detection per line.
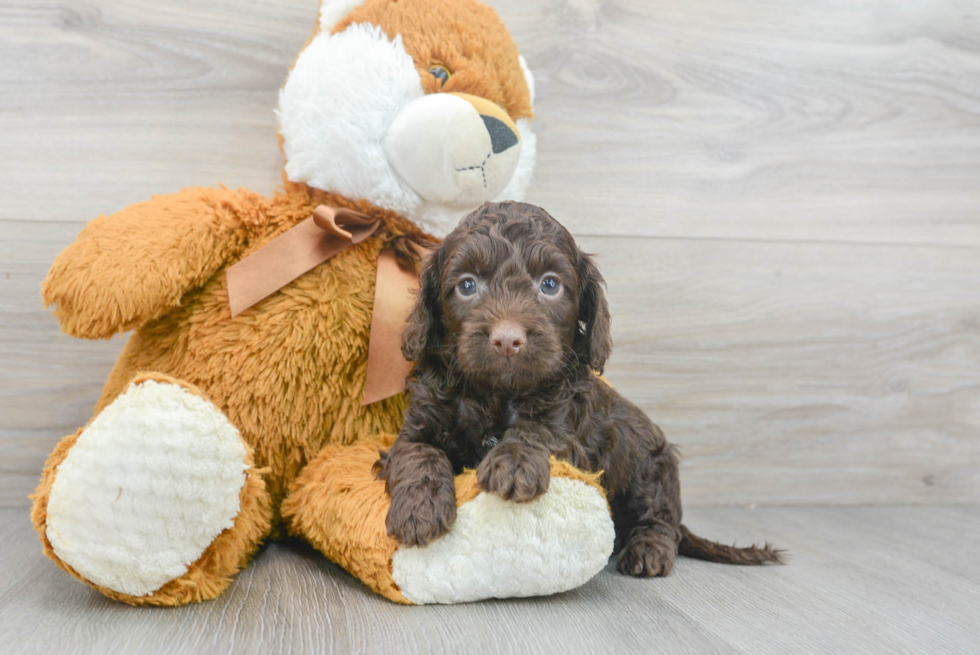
xmin=5 ymin=0 xmax=980 ymax=246
xmin=0 ymin=220 xmax=126 ymax=506
xmin=4 ymin=219 xmax=977 ymax=507
xmin=3 ymin=0 xmax=979 ymax=503
xmin=4 ymin=0 xmax=980 ymax=649
xmin=0 ymin=0 xmax=310 ymax=222
xmin=506 ymin=0 xmax=980 ymax=245
xmin=586 ymin=234 xmax=980 ymax=507
xmin=664 ymin=505 xmax=980 ymax=655
xmin=1 ymin=506 xmax=977 ymax=655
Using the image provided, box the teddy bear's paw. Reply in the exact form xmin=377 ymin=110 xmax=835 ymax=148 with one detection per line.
xmin=390 ymin=476 xmax=615 ymax=604
xmin=44 ymin=380 xmax=249 ymax=597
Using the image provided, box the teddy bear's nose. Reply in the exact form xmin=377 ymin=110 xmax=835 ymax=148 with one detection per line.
xmin=481 ymin=115 xmax=519 ymax=154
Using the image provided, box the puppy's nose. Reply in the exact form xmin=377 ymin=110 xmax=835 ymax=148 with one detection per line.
xmin=490 ymin=321 xmax=527 ymax=358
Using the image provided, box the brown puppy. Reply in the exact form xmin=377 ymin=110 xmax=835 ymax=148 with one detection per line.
xmin=377 ymin=202 xmax=782 ymax=576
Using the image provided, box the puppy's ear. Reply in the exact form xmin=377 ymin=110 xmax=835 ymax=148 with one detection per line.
xmin=402 ymin=246 xmax=446 ymax=362
xmin=574 ymin=253 xmax=612 ymax=373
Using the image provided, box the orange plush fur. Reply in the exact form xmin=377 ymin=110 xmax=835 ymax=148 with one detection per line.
xmin=45 ymin=184 xmax=424 ymax=515
xmin=336 ymin=0 xmax=533 ymax=120
xmin=32 ymin=0 xmax=537 ymax=606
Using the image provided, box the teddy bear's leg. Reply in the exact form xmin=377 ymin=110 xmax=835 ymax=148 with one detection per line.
xmin=282 ymin=438 xmax=615 ymax=605
xmin=31 ymin=372 xmax=272 ymax=606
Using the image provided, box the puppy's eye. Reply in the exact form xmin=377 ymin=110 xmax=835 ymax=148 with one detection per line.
xmin=457 ymin=276 xmax=479 ymax=297
xmin=428 ymin=65 xmax=451 ymax=85
xmin=540 ymin=275 xmax=561 ymax=296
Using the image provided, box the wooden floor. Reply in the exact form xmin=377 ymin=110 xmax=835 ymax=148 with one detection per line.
xmin=2 ymin=0 xmax=979 ymax=510
xmin=2 ymin=0 xmax=979 ymax=653
xmin=2 ymin=505 xmax=978 ymax=655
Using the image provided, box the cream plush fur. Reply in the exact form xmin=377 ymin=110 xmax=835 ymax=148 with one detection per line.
xmin=392 ymin=477 xmax=615 ymax=604
xmin=46 ymin=381 xmax=248 ymax=597
xmin=279 ymin=11 xmax=537 ymax=237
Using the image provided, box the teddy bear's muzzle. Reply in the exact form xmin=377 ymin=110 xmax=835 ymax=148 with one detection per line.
xmin=383 ymin=92 xmax=522 ymax=209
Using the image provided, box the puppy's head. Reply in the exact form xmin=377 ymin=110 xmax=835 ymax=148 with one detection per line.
xmin=403 ymin=202 xmax=611 ymax=391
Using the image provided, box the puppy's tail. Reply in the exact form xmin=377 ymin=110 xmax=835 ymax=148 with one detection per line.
xmin=678 ymin=524 xmax=785 ymax=565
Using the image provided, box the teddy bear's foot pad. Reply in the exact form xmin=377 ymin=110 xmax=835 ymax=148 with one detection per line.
xmin=391 ymin=476 xmax=615 ymax=604
xmin=45 ymin=380 xmax=248 ymax=597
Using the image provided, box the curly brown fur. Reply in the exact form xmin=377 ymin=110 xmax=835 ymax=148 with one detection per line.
xmin=378 ymin=201 xmax=784 ymax=570
xmin=374 ymin=441 xmax=456 ymax=548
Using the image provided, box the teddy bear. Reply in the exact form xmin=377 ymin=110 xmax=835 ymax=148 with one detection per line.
xmin=31 ymin=0 xmax=615 ymax=606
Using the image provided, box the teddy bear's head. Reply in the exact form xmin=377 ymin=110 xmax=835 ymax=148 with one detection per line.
xmin=278 ymin=0 xmax=536 ymax=237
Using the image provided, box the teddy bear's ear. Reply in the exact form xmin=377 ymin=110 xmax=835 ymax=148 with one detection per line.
xmin=317 ymin=0 xmax=365 ymax=32
xmin=519 ymin=54 xmax=536 ymax=106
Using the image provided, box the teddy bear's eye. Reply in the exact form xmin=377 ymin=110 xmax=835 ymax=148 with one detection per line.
xmin=428 ymin=65 xmax=451 ymax=86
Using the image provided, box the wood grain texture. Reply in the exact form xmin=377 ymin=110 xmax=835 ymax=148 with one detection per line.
xmin=5 ymin=0 xmax=980 ymax=244
xmin=3 ymin=221 xmax=978 ymax=507
xmin=590 ymin=234 xmax=980 ymax=505
xmin=509 ymin=0 xmax=980 ymax=245
xmin=1 ymin=0 xmax=979 ymax=508
xmin=1 ymin=505 xmax=977 ymax=654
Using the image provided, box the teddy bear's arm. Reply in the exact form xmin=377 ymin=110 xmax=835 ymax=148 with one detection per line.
xmin=42 ymin=187 xmax=264 ymax=339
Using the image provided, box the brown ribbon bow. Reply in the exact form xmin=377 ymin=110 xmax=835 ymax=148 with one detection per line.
xmin=226 ymin=205 xmax=427 ymax=406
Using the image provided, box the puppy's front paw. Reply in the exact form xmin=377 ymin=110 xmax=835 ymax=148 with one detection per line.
xmin=477 ymin=441 xmax=550 ymax=502
xmin=617 ymin=532 xmax=677 ymax=577
xmin=386 ymin=478 xmax=457 ymax=547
